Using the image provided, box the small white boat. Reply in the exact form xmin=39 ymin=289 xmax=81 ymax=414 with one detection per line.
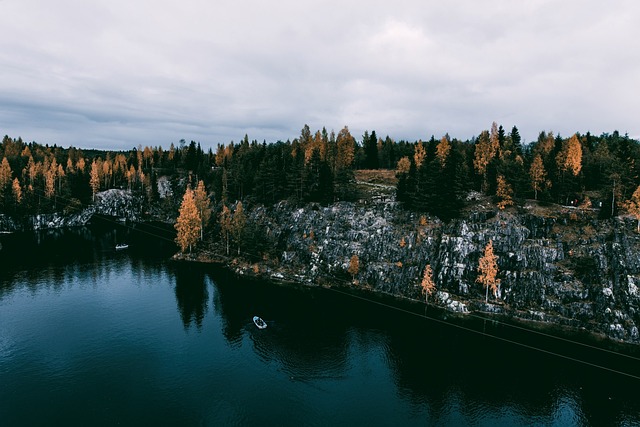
xmin=115 ymin=243 xmax=129 ymax=250
xmin=253 ymin=316 xmax=267 ymax=329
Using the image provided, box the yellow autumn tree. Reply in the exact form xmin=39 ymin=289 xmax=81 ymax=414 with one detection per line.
xmin=414 ymin=141 xmax=426 ymax=169
xmin=529 ymin=154 xmax=548 ymax=200
xmin=348 ymin=254 xmax=360 ymax=283
xmin=194 ymin=180 xmax=212 ymax=240
xmin=436 ymin=136 xmax=451 ymax=167
xmin=625 ymin=185 xmax=640 ymax=232
xmin=421 ymin=264 xmax=436 ymax=303
xmin=335 ymin=126 xmax=355 ymax=171
xmin=564 ymin=133 xmax=583 ymax=176
xmin=477 ymin=240 xmax=500 ymax=302
xmin=496 ymin=175 xmax=514 ymax=210
xmin=12 ymin=177 xmax=22 ymax=205
xmin=0 ymin=157 xmax=12 ymax=185
xmin=396 ymin=156 xmax=411 ymax=174
xmin=76 ymin=157 xmax=86 ymax=173
xmin=174 ymin=186 xmax=201 ymax=253
xmin=90 ymin=160 xmax=100 ymax=202
xmin=474 ymin=130 xmax=498 ymax=192
xmin=0 ymin=157 xmax=12 ymax=204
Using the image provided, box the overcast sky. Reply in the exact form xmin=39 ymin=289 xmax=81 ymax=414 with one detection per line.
xmin=1 ymin=0 xmax=639 ymax=151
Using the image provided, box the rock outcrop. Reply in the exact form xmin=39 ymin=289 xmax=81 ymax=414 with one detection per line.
xmin=0 ymin=189 xmax=145 ymax=231
xmin=234 ymin=196 xmax=640 ymax=344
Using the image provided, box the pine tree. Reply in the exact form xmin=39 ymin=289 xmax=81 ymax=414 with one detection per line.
xmin=421 ymin=264 xmax=436 ymax=303
xmin=477 ymin=240 xmax=500 ymax=302
xmin=511 ymin=126 xmax=522 ymax=155
xmin=231 ymin=201 xmax=246 ymax=255
xmin=174 ymin=186 xmax=202 ymax=253
xmin=219 ymin=204 xmax=232 ymax=256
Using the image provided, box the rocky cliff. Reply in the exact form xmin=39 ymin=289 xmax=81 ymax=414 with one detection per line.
xmin=0 ymin=189 xmax=145 ymax=231
xmin=233 ymin=193 xmax=640 ymax=344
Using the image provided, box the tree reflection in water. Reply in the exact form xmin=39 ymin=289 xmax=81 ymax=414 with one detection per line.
xmin=174 ymin=264 xmax=208 ymax=330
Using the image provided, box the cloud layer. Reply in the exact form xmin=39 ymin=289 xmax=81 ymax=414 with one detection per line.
xmin=1 ymin=0 xmax=639 ymax=150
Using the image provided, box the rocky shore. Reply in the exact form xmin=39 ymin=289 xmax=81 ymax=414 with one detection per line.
xmin=5 ymin=185 xmax=640 ymax=344
xmin=215 ymin=194 xmax=640 ymax=345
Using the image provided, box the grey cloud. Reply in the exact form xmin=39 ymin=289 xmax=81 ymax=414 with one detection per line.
xmin=1 ymin=0 xmax=639 ymax=149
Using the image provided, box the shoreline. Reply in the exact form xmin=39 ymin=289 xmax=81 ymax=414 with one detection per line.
xmin=171 ymin=252 xmax=640 ymax=354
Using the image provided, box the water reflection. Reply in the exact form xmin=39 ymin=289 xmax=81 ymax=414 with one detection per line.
xmin=3 ymin=227 xmax=640 ymax=426
xmin=174 ymin=264 xmax=208 ymax=330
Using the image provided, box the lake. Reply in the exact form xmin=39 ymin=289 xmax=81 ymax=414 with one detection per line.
xmin=1 ymin=224 xmax=640 ymax=426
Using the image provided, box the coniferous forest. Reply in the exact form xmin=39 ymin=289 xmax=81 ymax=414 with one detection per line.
xmin=1 ymin=123 xmax=639 ymax=229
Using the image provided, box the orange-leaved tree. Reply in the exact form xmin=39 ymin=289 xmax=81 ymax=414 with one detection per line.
xmin=477 ymin=240 xmax=500 ymax=302
xmin=175 ymin=186 xmax=201 ymax=253
xmin=421 ymin=264 xmax=436 ymax=303
xmin=496 ymin=175 xmax=514 ymax=210
xmin=90 ymin=159 xmax=100 ymax=202
xmin=348 ymin=255 xmax=359 ymax=283
xmin=625 ymin=185 xmax=640 ymax=232
xmin=194 ymin=180 xmax=212 ymax=240
xmin=529 ymin=154 xmax=548 ymax=200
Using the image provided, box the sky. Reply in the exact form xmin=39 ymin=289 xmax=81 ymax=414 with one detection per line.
xmin=1 ymin=0 xmax=639 ymax=151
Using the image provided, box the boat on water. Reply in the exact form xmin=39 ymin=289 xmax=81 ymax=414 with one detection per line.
xmin=253 ymin=316 xmax=267 ymax=329
xmin=115 ymin=243 xmax=129 ymax=250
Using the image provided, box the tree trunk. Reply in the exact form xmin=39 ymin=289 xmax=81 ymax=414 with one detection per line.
xmin=485 ymin=285 xmax=488 ymax=303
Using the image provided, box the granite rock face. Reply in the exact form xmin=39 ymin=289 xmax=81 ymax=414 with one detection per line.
xmin=244 ymin=198 xmax=640 ymax=344
xmin=0 ymin=189 xmax=144 ymax=231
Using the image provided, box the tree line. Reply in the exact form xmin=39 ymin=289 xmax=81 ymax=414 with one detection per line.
xmin=2 ymin=124 xmax=640 ymax=224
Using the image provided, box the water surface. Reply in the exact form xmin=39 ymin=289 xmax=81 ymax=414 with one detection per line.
xmin=1 ymin=226 xmax=639 ymax=426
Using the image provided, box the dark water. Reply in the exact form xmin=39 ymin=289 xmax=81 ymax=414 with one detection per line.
xmin=1 ymin=225 xmax=640 ymax=426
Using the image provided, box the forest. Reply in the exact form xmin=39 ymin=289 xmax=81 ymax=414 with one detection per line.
xmin=1 ymin=123 xmax=640 ymax=234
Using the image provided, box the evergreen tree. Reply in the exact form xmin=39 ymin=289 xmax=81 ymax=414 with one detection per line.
xmin=510 ymin=126 xmax=522 ymax=156
xmin=219 ymin=205 xmax=232 ymax=256
xmin=364 ymin=130 xmax=379 ymax=169
xmin=231 ymin=201 xmax=246 ymax=255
